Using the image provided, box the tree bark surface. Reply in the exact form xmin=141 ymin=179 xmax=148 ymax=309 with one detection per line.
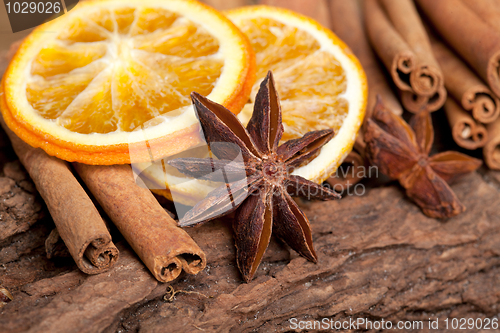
xmin=1 ymin=169 xmax=499 ymax=332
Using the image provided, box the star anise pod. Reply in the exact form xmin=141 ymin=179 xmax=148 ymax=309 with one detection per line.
xmin=364 ymin=97 xmax=482 ymax=219
xmin=168 ymin=71 xmax=340 ymax=282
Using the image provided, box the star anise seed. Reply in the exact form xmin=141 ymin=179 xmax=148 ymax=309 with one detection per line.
xmin=168 ymin=71 xmax=340 ymax=282
xmin=364 ymin=97 xmax=482 ymax=219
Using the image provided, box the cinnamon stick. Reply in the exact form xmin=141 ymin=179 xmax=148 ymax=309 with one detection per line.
xmin=73 ymin=164 xmax=207 ymax=282
xmin=364 ymin=0 xmax=446 ymax=113
xmin=328 ymin=0 xmax=403 ymax=186
xmin=444 ymin=97 xmax=488 ymax=150
xmin=484 ymin=117 xmax=500 ymax=170
xmin=329 ymin=0 xmax=402 ymax=117
xmin=400 ymin=85 xmax=447 ymax=114
xmin=364 ymin=0 xmax=415 ymax=93
xmin=0 ymin=115 xmax=119 ymax=274
xmin=379 ymin=0 xmax=442 ymax=97
xmin=431 ymin=39 xmax=500 ymax=124
xmin=416 ymin=0 xmax=500 ymax=99
xmin=461 ymin=0 xmax=500 ymax=35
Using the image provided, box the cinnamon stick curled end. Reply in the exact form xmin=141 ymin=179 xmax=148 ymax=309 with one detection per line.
xmin=154 ymin=248 xmax=206 ymax=283
xmin=445 ymin=98 xmax=488 ymax=150
xmin=401 ymin=85 xmax=447 ymax=113
xmin=463 ymin=91 xmax=500 ymax=124
xmin=81 ymin=237 xmax=119 ymax=273
xmin=410 ymin=65 xmax=442 ymax=97
xmin=430 ymin=37 xmax=500 ymax=124
xmin=44 ymin=225 xmax=119 ymax=274
xmin=392 ymin=52 xmax=416 ymax=92
xmin=364 ymin=0 xmax=415 ymax=93
xmin=417 ymin=0 xmax=500 ymax=101
xmin=0 ymin=113 xmax=120 ymax=275
xmin=179 ymin=252 xmax=207 ymax=275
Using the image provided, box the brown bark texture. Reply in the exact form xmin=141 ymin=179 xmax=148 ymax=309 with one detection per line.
xmin=0 ymin=161 xmax=42 ymax=243
xmin=1 ymin=169 xmax=500 ymax=332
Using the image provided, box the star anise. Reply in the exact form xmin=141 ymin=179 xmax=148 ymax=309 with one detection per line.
xmin=168 ymin=71 xmax=340 ymax=282
xmin=364 ymin=97 xmax=482 ymax=219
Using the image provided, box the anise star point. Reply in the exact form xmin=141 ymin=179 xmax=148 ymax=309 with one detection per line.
xmin=168 ymin=71 xmax=340 ymax=282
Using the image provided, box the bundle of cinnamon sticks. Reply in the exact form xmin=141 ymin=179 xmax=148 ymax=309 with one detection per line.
xmin=1 ymin=45 xmax=206 ymax=282
xmin=332 ymin=0 xmax=500 ymax=172
xmin=415 ymin=0 xmax=500 ymax=168
xmin=364 ymin=0 xmax=446 ymax=114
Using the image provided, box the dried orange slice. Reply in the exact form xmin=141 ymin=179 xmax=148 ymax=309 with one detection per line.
xmin=1 ymin=0 xmax=255 ymax=165
xmin=141 ymin=5 xmax=367 ymax=206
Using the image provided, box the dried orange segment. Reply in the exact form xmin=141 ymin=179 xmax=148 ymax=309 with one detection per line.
xmin=239 ymin=97 xmax=348 ymax=142
xmin=58 ymin=17 xmax=110 ymax=43
xmin=87 ymin=9 xmax=115 ymax=32
xmin=2 ymin=0 xmax=255 ymax=165
xmin=275 ymin=51 xmax=347 ymax=101
xmin=27 ymin=61 xmax=106 ymax=119
xmin=135 ymin=22 xmax=220 ymax=57
xmin=238 ymin=17 xmax=320 ymax=80
xmin=58 ymin=68 xmax=117 ymax=134
xmin=31 ymin=42 xmax=107 ymax=78
xmin=130 ymin=8 xmax=178 ymax=35
xmin=114 ymin=7 xmax=136 ymax=34
xmin=134 ymin=51 xmax=223 ymax=98
xmin=237 ymin=50 xmax=349 ymax=141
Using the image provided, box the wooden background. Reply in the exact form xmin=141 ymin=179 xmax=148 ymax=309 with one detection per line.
xmin=1 ymin=0 xmax=500 ymax=332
